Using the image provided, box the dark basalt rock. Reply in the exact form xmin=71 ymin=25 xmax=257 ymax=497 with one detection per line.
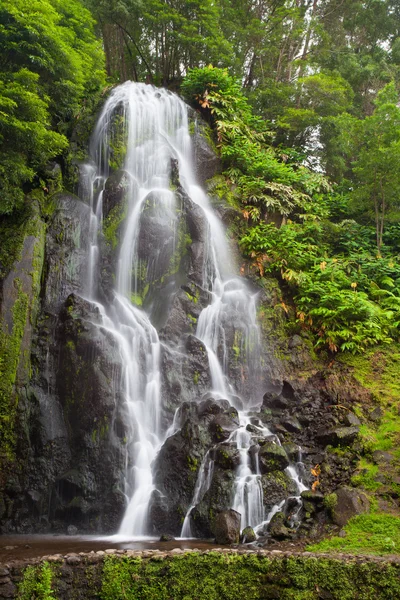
xmin=281 ymin=416 xmax=302 ymax=433
xmin=214 ymin=509 xmax=241 ymax=545
xmin=102 ymin=169 xmax=132 ymax=218
xmin=209 ymin=411 xmax=240 ymax=442
xmin=315 ymin=426 xmax=359 ymax=448
xmin=258 ymin=442 xmax=289 ymax=474
xmin=151 ymin=399 xmax=238 ymax=535
xmin=49 ymin=293 xmax=127 ymax=532
xmin=191 ymin=466 xmax=236 ymax=538
xmin=241 ymin=526 xmax=256 ymax=543
xmin=159 ymin=533 xmax=175 ymax=541
xmin=261 ymin=472 xmax=298 ymax=511
xmin=43 ymin=194 xmax=92 ymax=312
xmin=268 ymin=511 xmax=290 ymax=540
xmin=189 ymin=110 xmax=221 ymax=186
xmin=331 ymin=486 xmax=370 ymax=527
xmin=212 ymin=444 xmax=241 ymax=470
xmin=344 ymin=412 xmax=361 ymax=427
xmin=262 ymin=392 xmax=289 ymax=410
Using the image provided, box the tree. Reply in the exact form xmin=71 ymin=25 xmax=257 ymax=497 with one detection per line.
xmin=85 ymin=0 xmax=232 ymax=85
xmin=337 ymin=82 xmax=400 ymax=252
xmin=0 ymin=0 xmax=106 ymax=213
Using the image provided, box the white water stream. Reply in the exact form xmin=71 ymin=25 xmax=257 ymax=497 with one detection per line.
xmin=82 ymin=82 xmax=306 ymax=539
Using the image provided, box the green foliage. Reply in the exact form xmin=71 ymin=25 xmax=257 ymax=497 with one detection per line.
xmin=240 ymin=219 xmax=400 ymax=353
xmin=333 ymin=83 xmax=400 ymax=251
xmin=308 ymin=514 xmax=400 ymax=556
xmin=0 ymin=0 xmax=106 ymax=213
xmin=100 ymin=552 xmax=400 ymax=600
xmin=17 ymin=562 xmax=55 ymax=600
xmin=85 ymin=0 xmax=231 ymax=85
xmin=183 ymin=66 xmax=331 ymax=222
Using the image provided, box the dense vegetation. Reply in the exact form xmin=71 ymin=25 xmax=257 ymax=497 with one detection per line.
xmin=1 ymin=0 xmax=400 ymax=554
xmin=3 ymin=0 xmax=398 ymax=354
xmin=182 ymin=65 xmax=400 ymax=354
xmin=14 ymin=553 xmax=400 ymax=599
xmin=0 ymin=0 xmax=105 ymax=214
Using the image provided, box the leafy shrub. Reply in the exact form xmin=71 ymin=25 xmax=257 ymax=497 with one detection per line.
xmin=240 ymin=220 xmax=400 ymax=353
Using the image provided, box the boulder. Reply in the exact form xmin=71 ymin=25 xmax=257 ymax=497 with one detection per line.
xmin=300 ymin=490 xmax=324 ymax=514
xmin=262 ymin=392 xmax=289 ymax=410
xmin=268 ymin=511 xmax=289 ymax=540
xmin=67 ymin=525 xmax=78 ymax=536
xmin=344 ymin=412 xmax=361 ymax=427
xmin=241 ymin=526 xmax=256 ymax=543
xmin=283 ymin=443 xmax=301 ymax=462
xmin=315 ymin=426 xmax=359 ymax=448
xmin=258 ymin=443 xmax=289 ymax=474
xmin=331 ymin=486 xmax=370 ymax=527
xmin=372 ymin=450 xmax=393 ymax=464
xmin=159 ymin=533 xmax=175 ymax=542
xmin=214 ymin=509 xmax=241 ymax=544
xmin=281 ymin=416 xmax=302 ymax=433
xmin=261 ymin=472 xmax=298 ymax=510
xmin=212 ymin=444 xmax=241 ymax=470
xmin=209 ymin=410 xmax=240 ymax=442
xmin=191 ymin=467 xmax=236 ymax=538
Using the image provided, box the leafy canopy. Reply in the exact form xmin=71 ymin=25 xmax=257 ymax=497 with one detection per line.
xmin=0 ymin=0 xmax=106 ymax=214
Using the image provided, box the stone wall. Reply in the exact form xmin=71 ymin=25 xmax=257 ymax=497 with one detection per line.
xmin=1 ymin=548 xmax=400 ymax=599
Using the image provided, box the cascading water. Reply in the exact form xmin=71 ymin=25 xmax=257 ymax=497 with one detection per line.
xmin=81 ymin=81 xmax=306 ymax=539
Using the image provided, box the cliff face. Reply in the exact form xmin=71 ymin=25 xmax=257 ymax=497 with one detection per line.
xmin=0 ymin=97 xmax=397 ymax=542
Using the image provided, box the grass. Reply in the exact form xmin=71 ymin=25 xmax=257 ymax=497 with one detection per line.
xmin=308 ymin=513 xmax=400 ymax=555
xmin=339 ymin=344 xmax=400 ymax=406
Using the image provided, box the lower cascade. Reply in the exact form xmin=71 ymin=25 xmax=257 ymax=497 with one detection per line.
xmin=78 ymin=81 xmax=307 ymax=539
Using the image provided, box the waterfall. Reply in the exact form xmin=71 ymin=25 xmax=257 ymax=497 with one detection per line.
xmin=81 ymin=81 xmax=306 ymax=539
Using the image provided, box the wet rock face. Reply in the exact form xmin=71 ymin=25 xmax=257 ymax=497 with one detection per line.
xmin=49 ymin=293 xmax=126 ymax=532
xmin=0 ymin=195 xmax=129 ymax=534
xmin=261 ymin=472 xmax=298 ymax=513
xmin=103 ymin=170 xmax=131 ymax=218
xmin=150 ymin=399 xmax=239 ymax=535
xmin=189 ymin=109 xmax=221 ymax=186
xmin=191 ymin=466 xmax=236 ymax=538
xmin=258 ymin=376 xmax=361 ymax=499
xmin=43 ymin=194 xmax=92 ymax=312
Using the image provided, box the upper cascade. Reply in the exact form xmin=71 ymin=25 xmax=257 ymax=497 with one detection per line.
xmin=79 ymin=81 xmax=306 ymax=539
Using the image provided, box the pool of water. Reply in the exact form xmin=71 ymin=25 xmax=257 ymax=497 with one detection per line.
xmin=0 ymin=535 xmax=218 ymax=562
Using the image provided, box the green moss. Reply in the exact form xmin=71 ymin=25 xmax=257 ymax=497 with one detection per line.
xmin=0 ymin=282 xmax=29 ymax=457
xmin=193 ymin=370 xmax=200 ymax=385
xmin=351 ymin=458 xmax=382 ymax=492
xmin=308 ymin=513 xmax=400 ymax=555
xmin=103 ymin=200 xmax=127 ymax=250
xmin=130 ymin=293 xmax=143 ymax=307
xmin=17 ymin=562 xmax=56 ymax=600
xmin=109 ymin=113 xmax=128 ymax=171
xmin=0 ymin=206 xmax=45 ymax=461
xmin=207 ymin=175 xmax=240 ymax=210
xmin=338 ymin=345 xmax=400 ymax=406
xmin=323 ymin=493 xmax=338 ymax=514
xmin=232 ymin=330 xmax=241 ymax=360
xmin=187 ymin=455 xmax=198 ymax=472
xmin=99 ymin=553 xmax=400 ymax=600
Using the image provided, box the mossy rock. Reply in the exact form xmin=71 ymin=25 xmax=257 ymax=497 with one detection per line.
xmin=258 ymin=442 xmax=289 ymax=473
